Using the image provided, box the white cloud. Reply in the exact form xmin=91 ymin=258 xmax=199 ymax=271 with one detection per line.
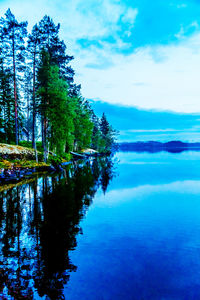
xmin=121 ymin=7 xmax=138 ymax=25
xmin=175 ymin=21 xmax=199 ymax=39
xmin=1 ymin=0 xmax=200 ymax=113
xmin=95 ymin=180 xmax=200 ymax=206
xmin=73 ymin=32 xmax=200 ymax=113
xmin=0 ymin=0 xmax=137 ymax=54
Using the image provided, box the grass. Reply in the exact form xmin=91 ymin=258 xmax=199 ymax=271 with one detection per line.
xmin=0 ymin=142 xmax=73 ymax=171
xmin=0 ymin=159 xmax=49 ymax=170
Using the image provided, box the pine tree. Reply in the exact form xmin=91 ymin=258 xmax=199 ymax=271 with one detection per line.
xmin=47 ymin=64 xmax=75 ymax=155
xmin=74 ymin=98 xmax=93 ymax=150
xmin=27 ymin=24 xmax=41 ymax=149
xmin=38 ymin=15 xmax=80 ymax=97
xmin=37 ymin=49 xmax=76 ymax=158
xmin=0 ymin=9 xmax=27 ymax=144
xmin=0 ymin=11 xmax=116 ymax=156
xmin=0 ymin=59 xmax=15 ymax=143
xmin=91 ymin=113 xmax=102 ymax=151
xmin=24 ymin=66 xmax=33 ymax=142
xmin=100 ymin=113 xmax=116 ymax=153
xmin=100 ymin=113 xmax=110 ymax=136
xmin=37 ymin=49 xmax=50 ymax=161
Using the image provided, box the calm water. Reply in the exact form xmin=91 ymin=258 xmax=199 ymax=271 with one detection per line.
xmin=1 ymin=152 xmax=200 ymax=299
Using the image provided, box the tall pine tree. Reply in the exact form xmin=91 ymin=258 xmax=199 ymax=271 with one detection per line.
xmin=27 ymin=24 xmax=41 ymax=149
xmin=0 ymin=9 xmax=27 ymax=144
xmin=0 ymin=59 xmax=15 ymax=143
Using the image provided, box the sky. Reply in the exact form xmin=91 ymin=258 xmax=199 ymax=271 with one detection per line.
xmin=1 ymin=0 xmax=200 ymax=113
xmin=90 ymin=100 xmax=200 ymax=142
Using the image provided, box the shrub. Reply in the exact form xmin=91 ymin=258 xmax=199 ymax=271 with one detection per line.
xmin=62 ymin=153 xmax=72 ymax=162
xmin=48 ymin=155 xmax=62 ymax=166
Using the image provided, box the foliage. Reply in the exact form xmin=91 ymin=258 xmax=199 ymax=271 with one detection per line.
xmin=0 ymin=159 xmax=13 ymax=169
xmin=0 ymin=9 xmax=117 ymax=161
xmin=0 ymin=159 xmax=48 ymax=169
xmin=62 ymin=152 xmax=72 ymax=161
xmin=73 ymin=98 xmax=94 ymax=151
xmin=0 ymin=9 xmax=27 ymax=144
xmin=48 ymin=155 xmax=62 ymax=166
xmin=0 ymin=60 xmax=15 ymax=144
xmin=19 ymin=141 xmax=43 ymax=152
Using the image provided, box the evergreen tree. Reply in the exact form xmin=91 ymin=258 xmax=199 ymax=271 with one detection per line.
xmin=23 ymin=66 xmax=33 ymax=142
xmin=0 ymin=9 xmax=27 ymax=144
xmin=27 ymin=24 xmax=41 ymax=149
xmin=37 ymin=49 xmax=50 ymax=161
xmin=100 ymin=113 xmax=116 ymax=153
xmin=38 ymin=15 xmax=80 ymax=97
xmin=73 ymin=98 xmax=93 ymax=151
xmin=0 ymin=10 xmax=116 ymax=157
xmin=0 ymin=59 xmax=15 ymax=143
xmin=91 ymin=113 xmax=102 ymax=151
xmin=47 ymin=64 xmax=75 ymax=155
xmin=37 ymin=49 xmax=76 ymax=158
xmin=100 ymin=113 xmax=110 ymax=136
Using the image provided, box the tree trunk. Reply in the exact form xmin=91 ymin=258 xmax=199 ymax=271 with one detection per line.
xmin=43 ymin=115 xmax=47 ymax=163
xmin=12 ymin=35 xmax=18 ymax=145
xmin=41 ymin=116 xmax=44 ymax=148
xmin=32 ymin=50 xmax=36 ymax=150
xmin=27 ymin=82 xmax=30 ymax=142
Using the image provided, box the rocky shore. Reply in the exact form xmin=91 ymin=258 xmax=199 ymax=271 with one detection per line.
xmin=0 ymin=144 xmax=100 ymax=184
xmin=0 ymin=164 xmax=66 ymax=183
xmin=0 ymin=143 xmax=69 ymax=184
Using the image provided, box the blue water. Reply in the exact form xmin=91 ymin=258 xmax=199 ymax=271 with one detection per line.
xmin=65 ymin=151 xmax=200 ymax=299
xmin=1 ymin=151 xmax=200 ymax=299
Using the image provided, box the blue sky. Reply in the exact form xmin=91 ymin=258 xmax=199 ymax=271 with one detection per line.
xmin=90 ymin=100 xmax=200 ymax=142
xmin=1 ymin=0 xmax=200 ymax=112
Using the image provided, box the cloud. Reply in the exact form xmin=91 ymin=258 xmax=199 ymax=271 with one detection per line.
xmin=74 ymin=32 xmax=200 ymax=112
xmin=0 ymin=0 xmax=138 ymax=53
xmin=89 ymin=100 xmax=200 ymax=142
xmin=95 ymin=180 xmax=200 ymax=206
xmin=1 ymin=0 xmax=200 ymax=112
xmin=177 ymin=4 xmax=188 ymax=8
xmin=121 ymin=7 xmax=138 ymax=25
xmin=85 ymin=61 xmax=114 ymax=70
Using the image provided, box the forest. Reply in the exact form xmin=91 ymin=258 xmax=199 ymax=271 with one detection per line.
xmin=0 ymin=9 xmax=116 ymax=162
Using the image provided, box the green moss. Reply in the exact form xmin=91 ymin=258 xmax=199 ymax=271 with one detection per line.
xmin=61 ymin=152 xmax=72 ymax=162
xmin=0 ymin=178 xmax=35 ymax=193
xmin=19 ymin=141 xmax=44 ymax=152
xmin=0 ymin=159 xmax=49 ymax=169
xmin=0 ymin=143 xmax=72 ymax=169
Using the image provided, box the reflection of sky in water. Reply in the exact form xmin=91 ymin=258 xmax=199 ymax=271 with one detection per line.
xmin=111 ymin=151 xmax=200 ymax=190
xmin=66 ymin=151 xmax=200 ymax=300
xmin=94 ymin=180 xmax=200 ymax=206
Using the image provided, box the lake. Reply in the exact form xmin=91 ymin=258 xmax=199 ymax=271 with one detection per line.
xmin=1 ymin=151 xmax=200 ymax=299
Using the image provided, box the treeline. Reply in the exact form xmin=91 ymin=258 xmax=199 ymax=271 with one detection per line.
xmin=0 ymin=9 xmax=116 ymax=160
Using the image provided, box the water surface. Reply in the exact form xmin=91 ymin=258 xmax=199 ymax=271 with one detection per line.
xmin=1 ymin=152 xmax=200 ymax=299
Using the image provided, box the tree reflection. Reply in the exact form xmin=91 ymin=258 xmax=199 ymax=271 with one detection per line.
xmin=99 ymin=157 xmax=115 ymax=194
xmin=0 ymin=157 xmax=115 ymax=299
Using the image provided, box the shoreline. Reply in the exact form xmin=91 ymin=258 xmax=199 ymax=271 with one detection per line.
xmin=0 ymin=163 xmax=67 ymax=184
xmin=0 ymin=144 xmax=110 ymax=184
xmin=0 ymin=156 xmax=74 ymax=184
